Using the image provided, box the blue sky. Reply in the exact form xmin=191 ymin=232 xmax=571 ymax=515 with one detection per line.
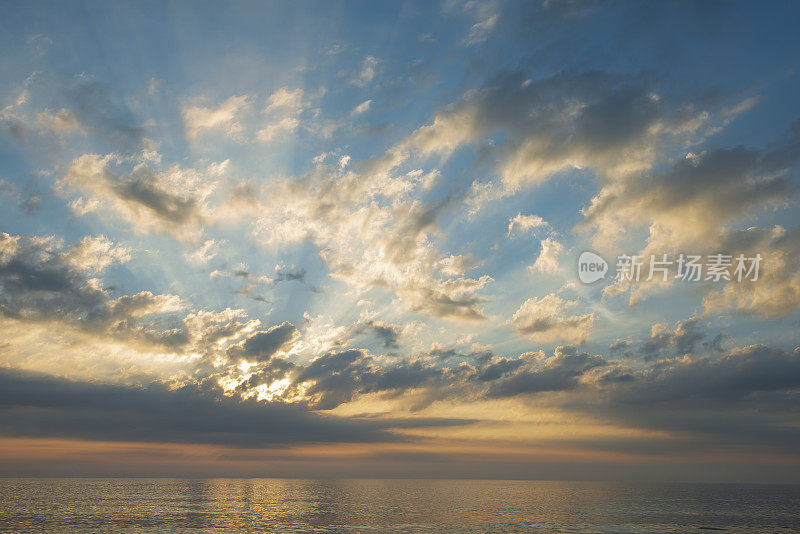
xmin=1 ymin=0 xmax=800 ymax=480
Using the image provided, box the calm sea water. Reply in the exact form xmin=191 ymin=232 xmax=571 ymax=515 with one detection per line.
xmin=1 ymin=478 xmax=798 ymax=533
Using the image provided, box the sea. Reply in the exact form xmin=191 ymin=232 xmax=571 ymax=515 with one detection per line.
xmin=0 ymin=478 xmax=798 ymax=533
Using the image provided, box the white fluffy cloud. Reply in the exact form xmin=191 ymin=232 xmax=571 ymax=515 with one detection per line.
xmin=507 ymin=213 xmax=548 ymax=237
xmin=531 ymin=238 xmax=563 ymax=274
xmin=249 ymin=159 xmax=492 ymax=320
xmin=182 ymin=95 xmax=251 ymax=139
xmin=511 ymin=294 xmax=596 ymax=344
xmin=184 ymin=239 xmax=222 ymax=264
xmin=61 ymin=235 xmax=131 ymax=273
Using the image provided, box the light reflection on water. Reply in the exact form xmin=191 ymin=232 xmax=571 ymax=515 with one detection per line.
xmin=1 ymin=478 xmax=798 ymax=533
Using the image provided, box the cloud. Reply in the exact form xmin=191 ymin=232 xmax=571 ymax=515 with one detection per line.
xmin=2 ymin=78 xmax=141 ymax=149
xmin=464 ymin=14 xmax=498 ymax=45
xmin=237 ymin=341 xmax=800 ymax=454
xmin=581 ymin=142 xmax=793 ymax=252
xmin=251 ymin=161 xmax=492 ymax=320
xmin=0 ymin=367 xmax=393 ymax=446
xmin=227 ymin=322 xmax=298 ymax=363
xmin=256 ymin=117 xmax=300 ymax=142
xmin=447 ymin=0 xmax=499 ymax=45
xmin=182 ymin=95 xmax=251 ymax=139
xmin=530 ymin=238 xmax=563 ymax=274
xmin=0 ymin=232 xmax=259 ymax=360
xmin=398 ymin=275 xmax=492 ymax=321
xmin=257 ymin=88 xmax=315 ymax=143
xmin=64 ymin=82 xmax=145 ymax=145
xmin=583 ymin=121 xmax=800 ymax=309
xmin=703 ymin=225 xmax=800 ymax=318
xmin=60 ymin=153 xmax=222 ymax=241
xmin=511 ymin=294 xmax=596 ymax=344
xmin=608 ymin=318 xmax=727 ymax=361
xmin=608 ymin=345 xmax=800 ymax=407
xmin=4 ymin=225 xmax=799 ymax=456
xmin=0 ymin=232 xmax=109 ymax=321
xmin=227 ymin=330 xmax=800 ymax=415
xmin=273 ymin=264 xmax=306 ymax=283
xmin=101 ymin=291 xmax=184 ymax=321
xmin=264 ymin=88 xmax=305 ymax=114
xmin=352 ymin=99 xmax=372 ymax=115
xmin=641 ymin=318 xmax=708 ymax=359
xmin=254 ymin=348 xmax=474 ymax=411
xmin=358 ymin=320 xmax=401 ymax=349
xmin=207 ymin=263 xmax=308 ymax=302
xmin=398 ymin=69 xmax=709 ymax=203
xmin=0 ymin=232 xmax=233 ymax=361
xmin=184 ymin=239 xmax=221 ymax=264
xmin=486 ymin=346 xmax=606 ymax=397
xmin=352 ymin=56 xmax=379 ymax=87
xmin=1 ymin=1 xmax=799 ymax=479
xmin=507 ymin=213 xmax=548 ymax=237
xmin=437 ymin=253 xmax=481 ymax=277
xmin=61 ymin=235 xmax=131 ymax=274
xmin=35 ymin=108 xmax=82 ymax=136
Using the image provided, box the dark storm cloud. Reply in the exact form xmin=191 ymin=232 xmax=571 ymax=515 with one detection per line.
xmin=242 ymin=339 xmax=800 ymax=454
xmin=609 ymin=319 xmax=731 ymax=362
xmin=354 ymin=320 xmax=400 ymax=349
xmin=0 ymin=234 xmax=105 ymax=320
xmin=0 ymin=233 xmax=111 ymax=319
xmin=0 ymin=364 xmax=481 ymax=447
xmin=231 ymin=335 xmax=800 ymax=426
xmin=0 ymin=232 xmax=238 ymax=353
xmin=614 ymin=345 xmax=800 ymax=406
xmin=227 ymin=321 xmax=298 ymax=362
xmin=485 ymin=346 xmax=606 ymax=397
xmin=113 ymin=170 xmax=203 ymax=225
xmin=241 ymin=348 xmax=477 ymax=411
xmin=572 ymin=345 xmax=800 ymax=452
xmin=369 ymin=322 xmax=400 ymax=349
xmin=293 ymin=349 xmax=370 ymax=410
xmin=641 ymin=318 xmax=707 ymax=359
xmin=476 ymin=356 xmax=525 ymax=382
xmin=0 ymin=367 xmax=393 ymax=446
xmin=609 ymin=339 xmax=633 ymax=359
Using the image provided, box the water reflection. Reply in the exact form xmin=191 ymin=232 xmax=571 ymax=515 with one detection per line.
xmin=1 ymin=478 xmax=799 ymax=533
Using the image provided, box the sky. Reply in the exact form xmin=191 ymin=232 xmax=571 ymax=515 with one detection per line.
xmin=1 ymin=0 xmax=800 ymax=482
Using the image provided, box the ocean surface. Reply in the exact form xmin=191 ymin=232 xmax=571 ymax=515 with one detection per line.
xmin=1 ymin=478 xmax=798 ymax=533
